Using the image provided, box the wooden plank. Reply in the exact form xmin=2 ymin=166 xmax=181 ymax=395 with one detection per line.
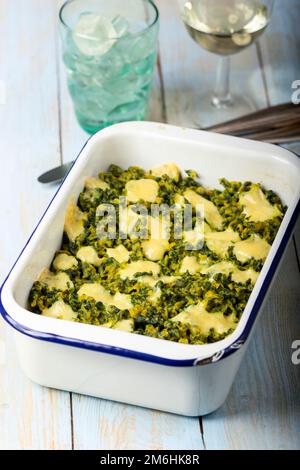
xmin=0 ymin=327 xmax=72 ymax=450
xmin=257 ymin=0 xmax=300 ymax=163
xmin=203 ymin=242 xmax=300 ymax=450
xmin=0 ymin=0 xmax=72 ymax=449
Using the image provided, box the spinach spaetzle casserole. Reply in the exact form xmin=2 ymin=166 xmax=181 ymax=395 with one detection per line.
xmin=29 ymin=162 xmax=285 ymax=345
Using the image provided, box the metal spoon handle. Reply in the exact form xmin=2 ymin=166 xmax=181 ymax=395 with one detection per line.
xmin=38 ymin=161 xmax=74 ymax=184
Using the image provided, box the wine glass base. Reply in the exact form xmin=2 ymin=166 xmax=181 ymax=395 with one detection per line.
xmin=191 ymin=93 xmax=256 ymax=129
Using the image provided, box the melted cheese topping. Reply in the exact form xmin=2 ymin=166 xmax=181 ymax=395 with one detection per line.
xmin=184 ymin=227 xmax=204 ymax=247
xmin=184 ymin=189 xmax=223 ymax=230
xmin=53 ymin=253 xmax=78 ymax=271
xmin=232 ymin=268 xmax=259 ymax=285
xmin=205 ymin=228 xmax=240 ymax=257
xmin=160 ymin=276 xmax=179 ymax=284
xmin=148 ymin=287 xmax=162 ymax=304
xmin=171 ymin=302 xmax=236 ymax=335
xmin=239 ymin=185 xmax=281 ymax=222
xmin=160 ymin=276 xmax=177 ymax=284
xmin=64 ymin=197 xmax=86 ymax=241
xmin=113 ymin=293 xmax=133 ymax=310
xmin=138 ymin=275 xmax=159 ymax=288
xmin=92 ymin=319 xmax=132 ymax=332
xmin=126 ymin=179 xmax=159 ymax=203
xmin=84 ymin=177 xmax=109 ymax=190
xmin=138 ymin=275 xmax=178 ymax=288
xmin=149 ymin=214 xmax=170 ymax=240
xmin=77 ymin=283 xmax=132 ymax=310
xmin=234 ymin=235 xmax=271 ymax=263
xmin=77 ymin=246 xmax=101 ymax=266
xmin=34 ymin=162 xmax=284 ymax=343
xmin=180 ymin=256 xmax=200 ymax=274
xmin=119 ymin=260 xmax=160 ymax=280
xmin=150 ymin=162 xmax=181 ymax=181
xmin=201 ymin=261 xmax=235 ymax=277
xmin=142 ymin=215 xmax=170 ymax=261
xmin=38 ymin=268 xmax=73 ymax=291
xmin=107 ymin=245 xmax=130 ymax=263
xmin=42 ymin=300 xmax=77 ymax=321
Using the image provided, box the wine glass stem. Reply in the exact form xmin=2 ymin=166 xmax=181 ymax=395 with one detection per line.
xmin=212 ymin=56 xmax=232 ymax=108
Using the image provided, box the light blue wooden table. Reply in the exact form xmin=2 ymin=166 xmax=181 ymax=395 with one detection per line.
xmin=0 ymin=0 xmax=299 ymax=450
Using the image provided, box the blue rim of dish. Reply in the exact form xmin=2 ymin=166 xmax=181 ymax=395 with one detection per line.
xmin=0 ymin=135 xmax=299 ymax=367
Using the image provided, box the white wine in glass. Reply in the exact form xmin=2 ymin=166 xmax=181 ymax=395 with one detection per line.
xmin=178 ymin=0 xmax=274 ymax=124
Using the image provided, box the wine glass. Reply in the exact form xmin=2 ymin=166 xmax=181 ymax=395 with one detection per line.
xmin=178 ymin=0 xmax=275 ymax=125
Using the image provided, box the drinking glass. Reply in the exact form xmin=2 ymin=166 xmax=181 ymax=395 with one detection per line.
xmin=178 ymin=0 xmax=275 ymax=124
xmin=59 ymin=0 xmax=159 ymax=134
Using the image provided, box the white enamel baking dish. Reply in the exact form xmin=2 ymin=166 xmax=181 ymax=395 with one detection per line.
xmin=1 ymin=122 xmax=300 ymax=416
